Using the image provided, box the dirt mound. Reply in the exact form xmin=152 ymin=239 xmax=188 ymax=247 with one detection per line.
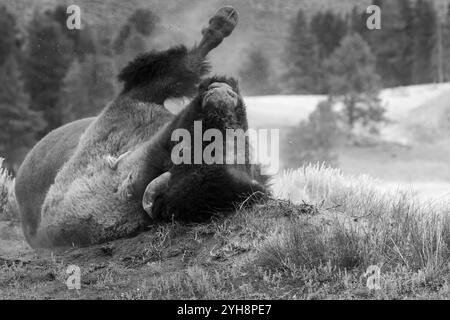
xmin=0 ymin=200 xmax=321 ymax=299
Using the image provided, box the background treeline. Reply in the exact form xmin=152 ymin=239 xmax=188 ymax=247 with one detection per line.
xmin=0 ymin=0 xmax=449 ymax=172
xmin=0 ymin=5 xmax=159 ymax=172
xmin=241 ymin=0 xmax=450 ymax=170
xmin=242 ymin=0 xmax=450 ymax=95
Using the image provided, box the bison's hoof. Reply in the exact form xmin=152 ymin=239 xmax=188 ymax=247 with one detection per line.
xmin=203 ymin=6 xmax=239 ymax=38
xmin=198 ymin=7 xmax=239 ymax=57
xmin=142 ymin=172 xmax=171 ymax=219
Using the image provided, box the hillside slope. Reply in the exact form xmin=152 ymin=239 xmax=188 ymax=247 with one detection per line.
xmin=244 ymin=83 xmax=450 ymax=201
xmin=245 ymin=82 xmax=450 ymax=136
xmin=1 ymin=0 xmax=372 ymax=76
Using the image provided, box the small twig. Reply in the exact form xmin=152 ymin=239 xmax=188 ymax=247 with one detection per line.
xmin=238 ymin=191 xmax=265 ymax=211
xmin=389 ymin=237 xmax=409 ymax=269
xmin=324 ymin=203 xmax=343 ymax=211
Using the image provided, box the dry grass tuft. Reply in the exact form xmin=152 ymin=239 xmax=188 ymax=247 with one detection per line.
xmin=262 ymin=164 xmax=450 ymax=276
xmin=0 ymin=158 xmax=14 ymax=220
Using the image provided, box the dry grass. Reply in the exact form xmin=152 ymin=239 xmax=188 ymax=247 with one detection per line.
xmin=0 ymin=158 xmax=14 ymax=220
xmin=0 ymin=162 xmax=449 ymax=299
xmin=262 ymin=164 xmax=450 ymax=285
xmin=0 ymin=158 xmax=20 ymax=223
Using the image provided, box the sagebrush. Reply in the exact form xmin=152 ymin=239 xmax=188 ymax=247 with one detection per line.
xmin=0 ymin=157 xmax=17 ymax=221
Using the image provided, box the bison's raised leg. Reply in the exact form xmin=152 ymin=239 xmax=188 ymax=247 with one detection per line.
xmin=196 ymin=6 xmax=239 ymax=57
xmin=116 ymin=7 xmax=239 ymax=201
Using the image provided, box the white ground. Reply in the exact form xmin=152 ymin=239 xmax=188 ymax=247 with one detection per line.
xmin=244 ymin=83 xmax=450 ymax=203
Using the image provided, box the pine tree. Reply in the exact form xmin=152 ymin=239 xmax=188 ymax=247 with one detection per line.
xmin=239 ymin=50 xmax=275 ymax=96
xmin=23 ymin=9 xmax=74 ymax=136
xmin=0 ymin=7 xmax=17 ymax=66
xmin=0 ymin=7 xmax=45 ymax=170
xmin=310 ymin=10 xmax=347 ymax=60
xmin=368 ymin=0 xmax=416 ymax=87
xmin=398 ymin=0 xmax=416 ymax=85
xmin=283 ymin=9 xmax=322 ymax=94
xmin=443 ymin=2 xmax=450 ymax=81
xmin=62 ymin=54 xmax=117 ymax=121
xmin=112 ymin=8 xmax=159 ymax=72
xmin=50 ymin=4 xmax=96 ymax=60
xmin=113 ymin=8 xmax=159 ymax=55
xmin=128 ymin=9 xmax=159 ymax=36
xmin=349 ymin=6 xmax=370 ymax=39
xmin=412 ymin=0 xmax=438 ymax=84
xmin=435 ymin=15 xmax=444 ymax=83
xmin=0 ymin=56 xmax=45 ymax=171
xmin=282 ymin=100 xmax=339 ymax=169
xmin=325 ymin=34 xmax=384 ymax=131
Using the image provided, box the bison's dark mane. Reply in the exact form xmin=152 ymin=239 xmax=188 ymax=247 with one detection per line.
xmin=118 ymin=45 xmax=211 ymax=103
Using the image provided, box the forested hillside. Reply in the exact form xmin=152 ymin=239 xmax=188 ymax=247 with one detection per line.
xmin=2 ymin=0 xmax=450 ymax=171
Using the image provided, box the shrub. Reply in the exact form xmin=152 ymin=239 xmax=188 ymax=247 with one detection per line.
xmin=0 ymin=157 xmax=16 ymax=221
xmin=281 ymin=100 xmax=340 ymax=169
xmin=324 ymin=34 xmax=385 ymax=132
xmin=239 ymin=49 xmax=278 ymax=96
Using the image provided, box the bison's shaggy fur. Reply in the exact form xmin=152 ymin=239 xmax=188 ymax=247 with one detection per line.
xmin=15 ymin=7 xmax=267 ymax=248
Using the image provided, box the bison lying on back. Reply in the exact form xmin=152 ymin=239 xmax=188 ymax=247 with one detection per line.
xmin=14 ymin=7 xmax=269 ymax=248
